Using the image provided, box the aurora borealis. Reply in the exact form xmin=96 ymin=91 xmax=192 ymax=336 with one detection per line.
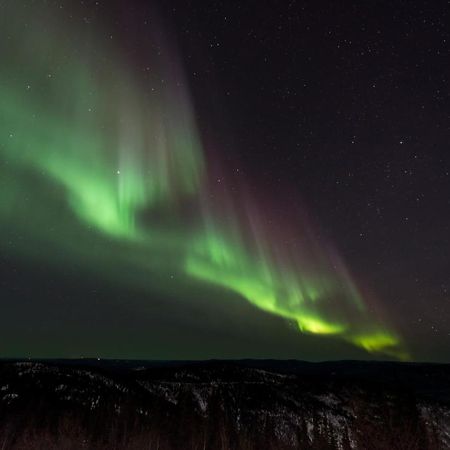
xmin=0 ymin=0 xmax=402 ymax=358
xmin=2 ymin=0 xmax=447 ymax=361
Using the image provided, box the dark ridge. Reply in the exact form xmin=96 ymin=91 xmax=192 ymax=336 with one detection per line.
xmin=0 ymin=359 xmax=449 ymax=449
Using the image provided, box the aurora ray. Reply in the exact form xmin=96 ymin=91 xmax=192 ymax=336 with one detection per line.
xmin=0 ymin=0 xmax=406 ymax=359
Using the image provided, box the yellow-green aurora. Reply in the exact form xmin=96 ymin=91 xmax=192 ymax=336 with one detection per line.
xmin=0 ymin=1 xmax=406 ymax=359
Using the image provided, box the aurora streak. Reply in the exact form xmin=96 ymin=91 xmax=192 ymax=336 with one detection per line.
xmin=0 ymin=1 xmax=406 ymax=359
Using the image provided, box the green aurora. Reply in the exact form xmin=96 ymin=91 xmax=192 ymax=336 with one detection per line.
xmin=0 ymin=1 xmax=407 ymax=359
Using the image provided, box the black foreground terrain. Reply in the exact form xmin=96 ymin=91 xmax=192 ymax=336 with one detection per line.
xmin=0 ymin=359 xmax=449 ymax=449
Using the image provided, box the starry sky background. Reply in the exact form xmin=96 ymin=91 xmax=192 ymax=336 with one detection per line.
xmin=0 ymin=0 xmax=449 ymax=362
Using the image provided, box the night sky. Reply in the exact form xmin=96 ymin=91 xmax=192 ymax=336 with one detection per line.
xmin=0 ymin=0 xmax=449 ymax=362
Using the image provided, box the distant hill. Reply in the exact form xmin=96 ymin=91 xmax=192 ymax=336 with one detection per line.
xmin=0 ymin=359 xmax=449 ymax=449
